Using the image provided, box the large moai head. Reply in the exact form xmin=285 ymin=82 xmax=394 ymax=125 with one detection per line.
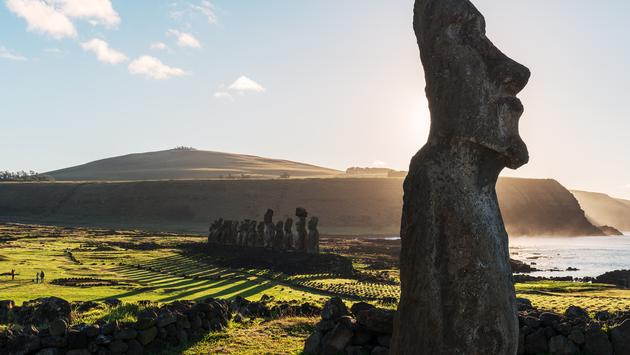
xmin=415 ymin=0 xmax=530 ymax=169
xmin=295 ymin=207 xmax=308 ymax=219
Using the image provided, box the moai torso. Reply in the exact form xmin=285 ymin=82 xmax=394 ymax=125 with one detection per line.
xmin=306 ymin=217 xmax=320 ymax=254
xmin=274 ymin=221 xmax=285 ymax=251
xmin=295 ymin=208 xmax=308 ymax=252
xmin=256 ymin=221 xmax=265 ymax=248
xmin=284 ymin=218 xmax=294 ymax=250
xmin=263 ymin=209 xmax=274 ymax=248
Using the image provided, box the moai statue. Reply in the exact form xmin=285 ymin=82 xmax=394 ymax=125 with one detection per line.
xmin=247 ymin=220 xmax=257 ymax=247
xmin=238 ymin=220 xmax=249 ymax=246
xmin=230 ymin=220 xmax=239 ymax=245
xmin=306 ymin=217 xmax=319 ymax=254
xmin=220 ymin=220 xmax=232 ymax=245
xmin=263 ymin=209 xmax=275 ymax=249
xmin=274 ymin=220 xmax=285 ymax=251
xmin=295 ymin=208 xmax=308 ymax=252
xmin=208 ymin=218 xmax=222 ymax=244
xmin=391 ymin=1 xmax=530 ymax=353
xmin=256 ymin=221 xmax=265 ymax=248
xmin=284 ymin=218 xmax=294 ymax=250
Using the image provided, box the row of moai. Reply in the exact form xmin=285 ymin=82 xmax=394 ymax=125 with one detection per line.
xmin=208 ymin=207 xmax=320 ymax=254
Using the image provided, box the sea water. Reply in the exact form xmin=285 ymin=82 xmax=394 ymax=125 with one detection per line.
xmin=379 ymin=234 xmax=630 ymax=277
xmin=509 ymin=234 xmax=630 ymax=277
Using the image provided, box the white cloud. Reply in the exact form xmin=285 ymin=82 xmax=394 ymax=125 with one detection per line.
xmin=53 ymin=0 xmax=120 ymax=27
xmin=170 ymin=1 xmax=216 ymax=24
xmin=6 ymin=0 xmax=119 ymax=39
xmin=192 ymin=1 xmax=216 ymax=24
xmin=167 ymin=29 xmax=201 ymax=48
xmin=81 ymin=38 xmax=127 ymax=64
xmin=6 ymin=0 xmax=77 ymax=39
xmin=128 ymin=56 xmax=188 ymax=80
xmin=150 ymin=42 xmax=168 ymax=51
xmin=372 ymin=160 xmax=387 ymax=167
xmin=214 ymin=91 xmax=233 ymax=100
xmin=228 ymin=76 xmax=265 ymax=93
xmin=0 ymin=46 xmax=27 ymax=61
xmin=624 ymin=184 xmax=630 ymax=189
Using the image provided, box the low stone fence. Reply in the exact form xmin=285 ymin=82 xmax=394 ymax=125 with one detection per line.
xmin=303 ymin=297 xmax=630 ymax=355
xmin=304 ymin=297 xmax=393 ymax=355
xmin=0 ymin=296 xmax=321 ymax=355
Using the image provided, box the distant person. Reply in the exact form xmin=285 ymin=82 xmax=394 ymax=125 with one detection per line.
xmin=40 ymin=271 xmax=45 ymax=283
xmin=35 ymin=272 xmax=39 ymax=283
xmin=10 ymin=269 xmax=15 ymax=280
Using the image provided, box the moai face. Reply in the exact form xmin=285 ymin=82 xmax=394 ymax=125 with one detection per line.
xmin=416 ymin=0 xmax=530 ymax=169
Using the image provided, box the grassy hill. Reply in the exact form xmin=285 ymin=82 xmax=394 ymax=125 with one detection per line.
xmin=45 ymin=148 xmax=341 ymax=181
xmin=571 ymin=190 xmax=630 ymax=231
xmin=0 ymin=177 xmax=605 ymax=236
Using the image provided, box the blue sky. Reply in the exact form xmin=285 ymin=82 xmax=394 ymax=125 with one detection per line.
xmin=1 ymin=0 xmax=629 ymax=199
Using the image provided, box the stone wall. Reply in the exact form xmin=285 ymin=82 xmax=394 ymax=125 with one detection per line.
xmin=0 ymin=296 xmax=320 ymax=355
xmin=303 ymin=297 xmax=630 ymax=355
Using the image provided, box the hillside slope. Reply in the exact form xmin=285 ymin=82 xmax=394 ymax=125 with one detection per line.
xmin=45 ymin=149 xmax=341 ymax=181
xmin=0 ymin=178 xmax=604 ymax=236
xmin=571 ymin=190 xmax=630 ymax=231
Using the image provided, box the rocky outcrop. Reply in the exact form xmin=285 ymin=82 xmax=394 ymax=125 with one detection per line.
xmin=595 ymin=269 xmax=630 ymax=288
xmin=391 ymin=0 xmax=531 ymax=353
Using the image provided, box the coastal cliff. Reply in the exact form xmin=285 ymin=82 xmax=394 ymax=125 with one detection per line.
xmin=0 ymin=177 xmax=604 ymax=236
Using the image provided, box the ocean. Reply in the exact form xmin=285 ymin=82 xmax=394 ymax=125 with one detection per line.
xmin=510 ymin=234 xmax=630 ymax=277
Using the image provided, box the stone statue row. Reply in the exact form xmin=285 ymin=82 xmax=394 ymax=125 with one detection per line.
xmin=208 ymin=208 xmax=319 ymax=254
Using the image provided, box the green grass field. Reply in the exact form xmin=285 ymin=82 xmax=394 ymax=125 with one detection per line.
xmin=2 ymin=222 xmax=630 ymax=353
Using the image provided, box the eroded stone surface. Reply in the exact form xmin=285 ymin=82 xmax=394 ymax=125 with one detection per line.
xmin=391 ymin=0 xmax=530 ymax=354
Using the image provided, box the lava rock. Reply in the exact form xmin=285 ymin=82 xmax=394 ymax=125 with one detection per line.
xmin=321 ymin=323 xmax=353 ymax=353
xmin=525 ymin=328 xmax=548 ymax=354
xmin=357 ymin=308 xmax=394 ymax=334
xmin=583 ymin=325 xmax=613 ymax=355
xmin=321 ymin=297 xmax=350 ymax=321
xmin=49 ymin=318 xmax=67 ymax=337
xmin=565 ymin=306 xmax=588 ymax=319
xmin=610 ymin=319 xmax=630 ymax=355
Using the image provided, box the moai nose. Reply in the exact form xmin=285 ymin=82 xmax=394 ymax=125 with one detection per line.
xmin=491 ymin=56 xmax=530 ymax=96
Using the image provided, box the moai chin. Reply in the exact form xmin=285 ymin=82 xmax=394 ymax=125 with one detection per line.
xmin=295 ymin=208 xmax=308 ymax=252
xmin=390 ymin=1 xmax=530 ymax=354
xmin=306 ymin=217 xmax=320 ymax=254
